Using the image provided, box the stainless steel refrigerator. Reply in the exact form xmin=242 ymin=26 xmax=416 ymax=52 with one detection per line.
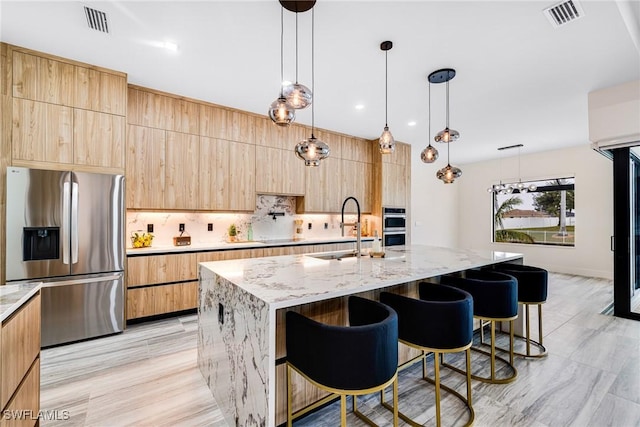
xmin=6 ymin=166 xmax=125 ymax=347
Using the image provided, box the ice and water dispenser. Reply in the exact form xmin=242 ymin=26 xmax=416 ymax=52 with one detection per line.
xmin=22 ymin=226 xmax=60 ymax=261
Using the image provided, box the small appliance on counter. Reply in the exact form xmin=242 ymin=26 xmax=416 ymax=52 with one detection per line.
xmin=173 ymin=223 xmax=191 ymax=246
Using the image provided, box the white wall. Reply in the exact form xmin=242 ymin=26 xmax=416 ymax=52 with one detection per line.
xmin=410 ymin=143 xmax=460 ymax=248
xmin=455 ymin=144 xmax=613 ymax=279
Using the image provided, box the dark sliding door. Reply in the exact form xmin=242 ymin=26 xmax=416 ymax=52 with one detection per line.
xmin=611 ymin=146 xmax=640 ymax=320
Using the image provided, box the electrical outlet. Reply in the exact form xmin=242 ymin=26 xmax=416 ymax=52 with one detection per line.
xmin=179 ymin=223 xmax=185 ymax=232
xmin=324 ymin=222 xmax=328 ymax=230
xmin=208 ymin=223 xmax=213 ymax=231
xmin=147 ymin=224 xmax=154 ymax=233
xmin=308 ymin=222 xmax=312 ymax=230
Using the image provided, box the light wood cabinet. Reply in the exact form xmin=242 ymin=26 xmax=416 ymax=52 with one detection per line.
xmin=381 ymin=162 xmax=407 ymax=208
xmin=165 ymin=132 xmax=199 ymax=210
xmin=255 ymin=117 xmax=307 ymax=150
xmin=12 ymin=98 xmax=73 ymax=164
xmin=200 ymin=104 xmax=256 ymax=144
xmin=0 ymin=293 xmax=40 ymax=415
xmin=127 ymin=87 xmax=198 ymax=134
xmin=374 ymin=140 xmax=411 ymax=212
xmin=74 ymin=67 xmax=126 ymax=115
xmin=0 ymin=358 xmax=40 ymax=427
xmin=197 ymin=249 xmax=265 ymax=263
xmin=341 ymin=136 xmax=373 ymax=163
xmin=256 ymin=146 xmax=306 ymax=196
xmin=125 ymin=125 xmax=165 ymax=209
xmin=74 ymin=109 xmax=125 ymax=168
xmin=297 ymin=156 xmax=342 ymax=213
xmin=341 ymin=159 xmax=372 ymax=213
xmin=127 ymin=253 xmax=197 ymax=288
xmin=199 ymin=138 xmax=256 ymax=211
xmin=127 ymin=282 xmax=198 ymax=320
xmin=12 ymin=51 xmax=74 ymax=106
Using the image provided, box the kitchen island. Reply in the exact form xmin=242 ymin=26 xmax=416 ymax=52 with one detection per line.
xmin=197 ymin=245 xmax=523 ymax=426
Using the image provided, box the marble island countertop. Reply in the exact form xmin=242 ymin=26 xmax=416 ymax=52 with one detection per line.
xmin=0 ymin=282 xmax=41 ymax=322
xmin=199 ymin=244 xmax=523 ymax=309
xmin=127 ymin=236 xmax=374 ymax=256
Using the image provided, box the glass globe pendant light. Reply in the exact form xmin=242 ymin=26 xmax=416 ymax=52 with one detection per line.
xmin=436 ymin=138 xmax=462 ymax=184
xmin=282 ymin=5 xmax=312 ymax=110
xmin=379 ymin=41 xmax=395 ymax=154
xmin=429 ymin=68 xmax=459 ymax=143
xmin=268 ymin=6 xmax=295 ymax=126
xmin=421 ymin=81 xmax=438 ymax=163
xmin=294 ymin=7 xmax=329 ymax=166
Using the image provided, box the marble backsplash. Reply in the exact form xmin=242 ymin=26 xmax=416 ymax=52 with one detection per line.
xmin=126 ymin=195 xmax=375 ymax=248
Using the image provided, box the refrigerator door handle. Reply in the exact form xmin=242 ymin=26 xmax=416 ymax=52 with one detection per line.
xmin=62 ymin=181 xmax=71 ymax=265
xmin=40 ymin=273 xmax=123 ymax=288
xmin=71 ymin=182 xmax=79 ymax=264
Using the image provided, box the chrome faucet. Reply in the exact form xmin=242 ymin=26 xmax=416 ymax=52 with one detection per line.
xmin=341 ymin=196 xmax=361 ymax=257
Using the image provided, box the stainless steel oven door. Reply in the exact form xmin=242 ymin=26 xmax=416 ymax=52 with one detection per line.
xmin=383 ymin=215 xmax=406 ymax=230
xmin=383 ymin=232 xmax=406 ymax=247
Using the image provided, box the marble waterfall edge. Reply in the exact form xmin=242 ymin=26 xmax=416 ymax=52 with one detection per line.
xmin=198 ymin=267 xmax=270 ymax=426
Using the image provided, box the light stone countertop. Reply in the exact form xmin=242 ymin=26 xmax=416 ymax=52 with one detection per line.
xmin=0 ymin=282 xmax=41 ymax=322
xmin=199 ymin=244 xmax=523 ymax=309
xmin=126 ymin=236 xmax=374 ymax=256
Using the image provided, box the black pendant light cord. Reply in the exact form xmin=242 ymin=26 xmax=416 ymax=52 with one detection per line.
xmin=295 ymin=11 xmax=299 ymax=84
xmin=447 ymin=134 xmax=451 ymax=166
xmin=385 ymin=49 xmax=388 ymax=127
xmin=279 ymin=6 xmax=284 ymax=97
xmin=445 ymin=80 xmax=450 ymax=128
xmin=311 ymin=7 xmax=315 ymax=137
xmin=427 ymin=82 xmax=431 ymax=143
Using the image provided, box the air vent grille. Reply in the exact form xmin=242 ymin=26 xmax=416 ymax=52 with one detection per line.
xmin=84 ymin=6 xmax=109 ymax=33
xmin=544 ymin=0 xmax=584 ymax=28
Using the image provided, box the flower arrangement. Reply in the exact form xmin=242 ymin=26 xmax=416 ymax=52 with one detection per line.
xmin=131 ymin=231 xmax=153 ymax=248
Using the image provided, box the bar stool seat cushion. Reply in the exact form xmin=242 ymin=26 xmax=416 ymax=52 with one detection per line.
xmin=441 ymin=270 xmax=518 ymax=319
xmin=286 ymin=296 xmax=398 ymax=391
xmin=492 ymin=264 xmax=548 ymax=303
xmin=380 ymin=285 xmax=473 ymax=350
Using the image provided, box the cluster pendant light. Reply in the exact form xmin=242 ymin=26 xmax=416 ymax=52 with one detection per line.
xmin=379 ymin=41 xmax=395 ymax=154
xmin=268 ymin=6 xmax=295 ymax=126
xmin=293 ymin=6 xmax=329 ymax=166
xmin=420 ymin=82 xmax=438 ymax=163
xmin=487 ymin=144 xmax=537 ymax=194
xmin=428 ymin=68 xmax=462 ymax=184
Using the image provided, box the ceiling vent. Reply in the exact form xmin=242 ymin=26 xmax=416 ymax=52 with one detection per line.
xmin=544 ymin=0 xmax=585 ymax=28
xmin=84 ymin=6 xmax=109 ymax=33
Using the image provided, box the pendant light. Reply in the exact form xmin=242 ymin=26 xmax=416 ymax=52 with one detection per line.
xmin=268 ymin=6 xmax=295 ymax=126
xmin=430 ymin=68 xmax=460 ymax=143
xmin=421 ymin=80 xmax=438 ymax=163
xmin=379 ymin=41 xmax=395 ymax=154
xmin=487 ymin=144 xmax=537 ymax=193
xmin=281 ymin=1 xmax=313 ymax=110
xmin=294 ymin=7 xmax=329 ymax=166
xmin=429 ymin=68 xmax=461 ymax=183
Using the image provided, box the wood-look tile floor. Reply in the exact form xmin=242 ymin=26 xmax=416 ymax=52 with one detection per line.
xmin=40 ymin=273 xmax=640 ymax=427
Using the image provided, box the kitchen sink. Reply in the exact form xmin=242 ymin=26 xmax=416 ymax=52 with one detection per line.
xmin=308 ymin=251 xmax=361 ymax=261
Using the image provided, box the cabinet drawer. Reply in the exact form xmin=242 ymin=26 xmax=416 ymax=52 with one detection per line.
xmin=0 ymin=358 xmax=40 ymax=427
xmin=127 ymin=253 xmax=197 ymax=287
xmin=127 ymin=282 xmax=198 ymax=320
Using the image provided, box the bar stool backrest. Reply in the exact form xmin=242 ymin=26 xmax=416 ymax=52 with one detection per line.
xmin=441 ymin=270 xmax=518 ymax=319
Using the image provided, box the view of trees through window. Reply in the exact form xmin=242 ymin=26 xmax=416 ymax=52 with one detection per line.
xmin=492 ymin=177 xmax=575 ymax=246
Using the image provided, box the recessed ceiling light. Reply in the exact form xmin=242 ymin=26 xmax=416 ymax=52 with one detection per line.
xmin=408 ymin=121 xmax=417 ymax=126
xmin=355 ymin=104 xmax=365 ymax=110
xmin=163 ymin=41 xmax=179 ymax=52
xmin=282 ymin=80 xmax=292 ymax=87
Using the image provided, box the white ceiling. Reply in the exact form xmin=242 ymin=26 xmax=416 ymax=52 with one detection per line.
xmin=1 ymin=1 xmax=639 ymax=164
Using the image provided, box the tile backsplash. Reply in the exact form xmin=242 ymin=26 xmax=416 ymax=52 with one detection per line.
xmin=126 ymin=195 xmax=375 ymax=247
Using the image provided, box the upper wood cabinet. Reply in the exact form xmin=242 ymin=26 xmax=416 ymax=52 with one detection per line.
xmin=374 ymin=141 xmax=411 ymax=210
xmin=342 ymin=159 xmax=372 ymax=213
xmin=298 ymin=156 xmax=342 ymax=213
xmin=12 ymin=98 xmax=73 ymax=164
xmin=126 ymin=124 xmax=165 ymax=209
xmin=341 ymin=136 xmax=373 ymax=163
xmin=74 ymin=109 xmax=125 ymax=168
xmin=165 ymin=132 xmax=199 ymax=210
xmin=199 ymin=137 xmax=256 ymax=211
xmin=255 ymin=117 xmax=307 ymax=150
xmin=256 ymin=146 xmax=306 ymax=196
xmin=200 ymin=104 xmax=256 ymax=144
xmin=128 ymin=87 xmax=199 ymax=134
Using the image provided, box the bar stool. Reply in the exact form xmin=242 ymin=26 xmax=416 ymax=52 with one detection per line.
xmin=491 ymin=263 xmax=548 ymax=358
xmin=441 ymin=269 xmax=518 ymax=384
xmin=285 ymin=295 xmax=399 ymax=426
xmin=380 ymin=285 xmax=474 ymax=427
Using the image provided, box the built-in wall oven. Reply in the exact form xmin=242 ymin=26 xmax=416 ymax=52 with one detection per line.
xmin=382 ymin=207 xmax=406 ymax=247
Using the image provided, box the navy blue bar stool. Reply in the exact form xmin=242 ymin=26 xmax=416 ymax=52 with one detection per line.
xmin=491 ymin=263 xmax=548 ymax=358
xmin=441 ymin=269 xmax=518 ymax=384
xmin=286 ymin=296 xmax=399 ymax=426
xmin=380 ymin=285 xmax=474 ymax=427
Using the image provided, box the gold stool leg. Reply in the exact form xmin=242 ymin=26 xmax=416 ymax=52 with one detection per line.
xmin=422 ymin=349 xmax=427 ymax=379
xmin=434 ymin=351 xmax=442 ymax=427
xmin=538 ymin=304 xmax=544 ymax=347
xmin=465 ymin=348 xmax=472 ymax=408
xmin=287 ymin=365 xmax=293 ymax=427
xmin=490 ymin=320 xmax=496 ymax=381
xmin=393 ymin=377 xmax=399 ymax=427
xmin=510 ymin=319 xmax=515 ymax=366
xmin=340 ymin=395 xmax=347 ymax=426
xmin=525 ymin=303 xmax=531 ymax=356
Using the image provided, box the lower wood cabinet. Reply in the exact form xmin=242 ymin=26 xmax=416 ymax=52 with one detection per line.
xmin=127 ymin=282 xmax=198 ymax=320
xmin=0 ymin=292 xmax=41 ymax=427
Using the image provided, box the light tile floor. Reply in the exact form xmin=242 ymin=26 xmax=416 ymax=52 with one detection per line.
xmin=40 ymin=273 xmax=640 ymax=426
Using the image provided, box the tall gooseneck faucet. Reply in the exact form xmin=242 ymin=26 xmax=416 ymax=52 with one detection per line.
xmin=341 ymin=196 xmax=361 ymax=257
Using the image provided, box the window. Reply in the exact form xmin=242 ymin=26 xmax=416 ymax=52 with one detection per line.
xmin=492 ymin=177 xmax=575 ymax=246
